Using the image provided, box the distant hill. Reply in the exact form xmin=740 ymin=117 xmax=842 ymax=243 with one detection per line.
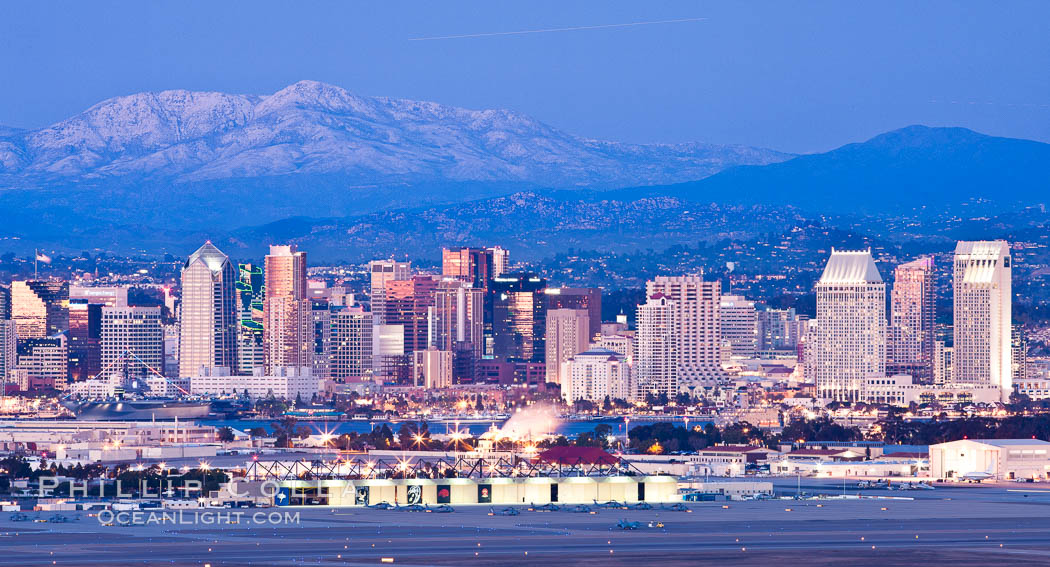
xmin=223 ymin=191 xmax=805 ymax=261
xmin=614 ymin=126 xmax=1050 ymax=213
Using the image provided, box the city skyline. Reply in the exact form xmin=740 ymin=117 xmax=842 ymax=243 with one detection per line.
xmin=2 ymin=5 xmax=1049 ymax=564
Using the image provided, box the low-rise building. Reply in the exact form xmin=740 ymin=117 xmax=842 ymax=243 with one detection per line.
xmin=859 ymin=374 xmax=1002 ymax=406
xmin=561 ymin=348 xmax=632 ymax=404
xmin=190 ymin=366 xmax=320 ymax=400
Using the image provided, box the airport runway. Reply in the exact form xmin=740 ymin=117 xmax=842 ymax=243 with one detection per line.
xmin=3 ymin=481 xmax=1050 ymax=566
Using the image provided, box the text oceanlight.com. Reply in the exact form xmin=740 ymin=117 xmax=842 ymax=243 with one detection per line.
xmin=95 ymin=510 xmax=301 ymax=526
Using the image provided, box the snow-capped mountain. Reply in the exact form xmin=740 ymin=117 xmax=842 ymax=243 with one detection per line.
xmin=0 ymin=80 xmax=789 ymax=188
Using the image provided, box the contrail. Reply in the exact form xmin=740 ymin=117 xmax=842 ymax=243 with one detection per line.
xmin=409 ymin=17 xmax=706 ymax=41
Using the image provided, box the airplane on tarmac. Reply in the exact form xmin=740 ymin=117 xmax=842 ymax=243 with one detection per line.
xmin=616 ymin=519 xmax=642 ymax=530
xmin=959 ymin=470 xmax=995 ymax=482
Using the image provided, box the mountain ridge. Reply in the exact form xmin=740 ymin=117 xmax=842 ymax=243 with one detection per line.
xmin=0 ymin=80 xmax=790 ymax=189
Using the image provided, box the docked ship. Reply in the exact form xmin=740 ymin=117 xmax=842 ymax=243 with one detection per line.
xmin=60 ymin=399 xmax=214 ymax=420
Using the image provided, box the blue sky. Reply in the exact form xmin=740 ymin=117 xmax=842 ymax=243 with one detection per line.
xmin=1 ymin=1 xmax=1047 ymax=153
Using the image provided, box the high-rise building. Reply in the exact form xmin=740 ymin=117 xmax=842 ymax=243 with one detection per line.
xmin=756 ymin=308 xmax=808 ymax=354
xmin=0 ymin=286 xmax=12 ymax=320
xmin=644 ymin=276 xmax=723 ymax=388
xmin=544 ymin=308 xmax=590 ymax=385
xmin=430 ymin=279 xmax=485 ymax=382
xmin=442 ymin=247 xmax=494 ymax=290
xmin=309 ymin=299 xmax=332 ymax=380
xmin=14 ymin=337 xmax=68 ymax=391
xmin=887 ymin=257 xmax=936 ymax=382
xmin=368 ymin=260 xmax=411 ymax=324
xmin=264 ymin=245 xmax=310 ymax=373
xmin=11 ymin=280 xmax=68 ymax=339
xmin=546 ymin=288 xmax=601 ymax=342
xmin=70 ymin=286 xmax=127 ymax=308
xmin=719 ymin=295 xmax=757 ymax=359
xmin=561 ymin=348 xmax=631 ymax=404
xmin=68 ymin=299 xmax=102 ymax=382
xmin=330 ymin=306 xmax=373 ymax=381
xmin=0 ymin=320 xmax=16 ymax=387
xmin=101 ymin=306 xmax=164 ymax=383
xmin=1012 ymin=325 xmax=1027 ymax=384
xmin=236 ymin=263 xmax=265 ymax=375
xmin=179 ymin=242 xmax=238 ymax=377
xmin=814 ymin=249 xmax=886 ymax=402
xmin=490 ymin=273 xmax=547 ymax=363
xmin=413 ymin=347 xmax=452 ymax=389
xmin=372 ymin=323 xmax=405 ymax=380
xmin=953 ymin=240 xmax=1012 ymax=400
xmin=488 ymin=246 xmax=510 ymax=278
xmin=635 ymin=293 xmax=678 ymax=398
xmin=384 ymin=276 xmax=439 ymax=360
xmin=933 ymin=339 xmax=954 ymax=385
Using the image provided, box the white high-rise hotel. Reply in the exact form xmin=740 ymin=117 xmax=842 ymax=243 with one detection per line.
xmin=815 ymin=249 xmax=886 ymax=402
xmin=644 ymin=276 xmax=723 ymax=392
xmin=953 ymin=240 xmax=1012 ymax=399
xmin=635 ymin=293 xmax=679 ymax=398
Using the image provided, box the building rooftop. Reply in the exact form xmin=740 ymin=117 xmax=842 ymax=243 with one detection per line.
xmin=955 ymin=240 xmax=1009 ymax=284
xmin=186 ymin=241 xmax=230 ymax=273
xmin=818 ymin=249 xmax=883 ymax=284
xmin=943 ymin=439 xmax=1050 ymax=447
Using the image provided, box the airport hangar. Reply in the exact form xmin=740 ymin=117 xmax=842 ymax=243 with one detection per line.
xmin=234 ymin=447 xmax=680 ymax=507
xmin=930 ymin=439 xmax=1050 ymax=481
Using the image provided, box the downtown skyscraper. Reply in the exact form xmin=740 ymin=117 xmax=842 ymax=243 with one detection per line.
xmin=953 ymin=240 xmax=1012 ymax=399
xmin=888 ymin=256 xmax=936 ymax=382
xmin=442 ymin=247 xmax=495 ymax=290
xmin=178 ymin=242 xmax=238 ymax=377
xmin=11 ymin=280 xmax=68 ymax=339
xmin=490 ymin=273 xmax=547 ymax=363
xmin=814 ymin=249 xmax=886 ymax=402
xmin=368 ymin=259 xmax=411 ymax=324
xmin=263 ymin=245 xmax=310 ymax=373
xmin=101 ymin=306 xmax=164 ymax=382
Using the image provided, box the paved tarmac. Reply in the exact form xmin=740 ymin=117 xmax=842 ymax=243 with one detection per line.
xmin=2 ymin=479 xmax=1049 ymax=566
